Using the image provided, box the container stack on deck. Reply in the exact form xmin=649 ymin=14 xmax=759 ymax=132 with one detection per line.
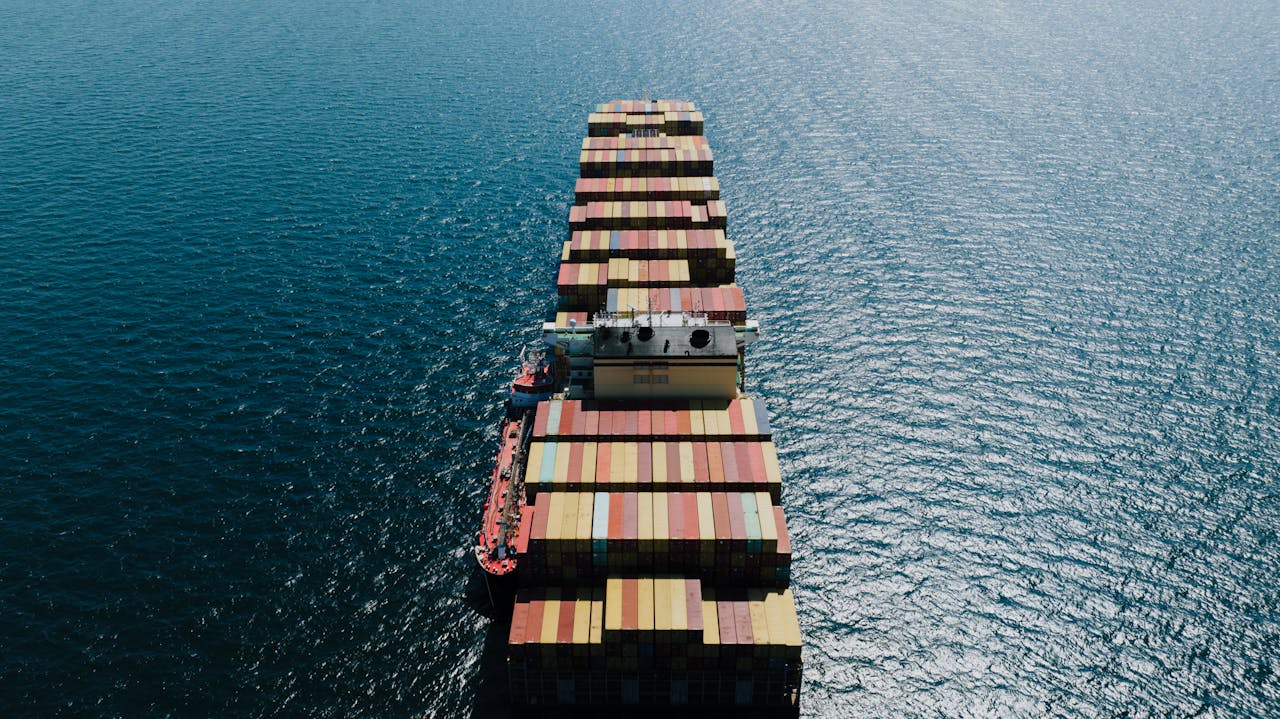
xmin=508 ymin=100 xmax=801 ymax=709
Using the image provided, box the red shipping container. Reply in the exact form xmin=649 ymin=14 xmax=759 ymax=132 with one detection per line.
xmin=567 ymin=443 xmax=583 ymax=487
xmin=532 ymin=492 xmax=550 ymax=539
xmin=718 ymin=441 xmax=737 ymax=484
xmin=509 ymin=599 xmax=529 ymax=646
xmin=533 ymin=405 xmax=548 ymax=438
xmin=727 ymin=399 xmax=746 ymax=435
xmin=665 ymin=442 xmax=681 ymax=486
xmin=683 ymin=493 xmax=700 ymax=545
xmin=623 ymin=411 xmax=638 ymax=436
xmin=735 ymin=443 xmax=755 ymax=488
xmin=774 ymin=506 xmax=790 ymax=556
xmin=733 ymin=601 xmax=753 ymax=645
xmin=706 ymin=442 xmax=723 ymax=484
xmin=597 ymin=407 xmax=612 ymax=438
xmin=637 ymin=410 xmax=651 ymax=436
xmin=676 ymin=409 xmax=691 ymax=436
xmin=717 ymin=599 xmax=736 ymax=644
xmin=585 ymin=407 xmax=600 ymax=437
xmin=596 ymin=443 xmax=612 ymax=486
xmin=623 ymin=492 xmax=638 ymax=543
xmin=727 ymin=491 xmax=746 ymax=540
xmin=559 ymin=401 xmax=576 ymax=439
xmin=746 ymin=442 xmax=767 ymax=488
xmin=622 ymin=579 xmax=638 ymax=631
xmin=526 ymin=598 xmax=545 ymax=646
xmin=685 ymin=578 xmax=703 ymax=632
xmin=637 ymin=441 xmax=652 ymax=487
xmin=608 ymin=486 xmax=624 ymax=536
xmin=712 ymin=492 xmax=731 ymax=543
xmin=692 ymin=442 xmax=709 ymax=484
xmin=557 ymin=599 xmax=575 ymax=644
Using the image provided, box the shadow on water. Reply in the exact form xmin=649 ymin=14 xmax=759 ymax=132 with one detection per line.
xmin=465 ymin=564 xmax=517 ymax=719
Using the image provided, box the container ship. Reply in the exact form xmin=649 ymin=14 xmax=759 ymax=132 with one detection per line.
xmin=474 ymin=100 xmax=802 ymax=710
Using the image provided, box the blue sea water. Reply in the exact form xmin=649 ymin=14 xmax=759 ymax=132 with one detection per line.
xmin=2 ymin=0 xmax=1279 ymax=716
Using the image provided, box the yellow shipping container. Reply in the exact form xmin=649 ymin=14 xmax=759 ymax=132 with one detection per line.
xmin=701 ymin=596 xmax=720 ymax=645
xmin=541 ymin=594 xmax=560 ymax=645
xmin=581 ymin=443 xmax=597 ymax=488
xmin=560 ymin=493 xmax=578 ymax=541
xmin=610 ymin=440 xmax=626 ymax=486
xmin=756 ymin=491 xmax=778 ymax=545
xmin=699 ymin=402 xmax=719 ymax=437
xmin=762 ymin=442 xmax=782 ymax=486
xmin=576 ymin=492 xmax=593 ymax=544
xmin=624 ymin=442 xmax=638 ymax=487
xmin=748 ymin=591 xmax=771 ymax=646
xmin=653 ymin=493 xmax=670 ymax=547
xmin=555 ymin=439 xmax=571 ymax=487
xmin=670 ymin=578 xmax=688 ymax=632
xmin=779 ymin=589 xmax=803 ymax=650
xmin=638 ymin=493 xmax=653 ymax=543
xmin=741 ymin=399 xmax=759 ymax=436
xmin=608 ymin=258 xmax=626 ymax=283
xmin=573 ymin=598 xmax=591 ymax=645
xmin=650 ymin=442 xmax=667 ymax=486
xmin=697 ymin=493 xmax=715 ymax=545
xmin=689 ymin=405 xmax=705 ymax=437
xmin=526 ymin=443 xmax=545 ymax=491
xmin=763 ymin=591 xmax=788 ymax=652
xmin=637 ymin=578 xmax=655 ymax=631
xmin=545 ymin=492 xmax=564 ymax=540
xmin=678 ymin=442 xmax=694 ymax=483
xmin=654 ymin=578 xmax=672 ymax=632
xmin=605 ymin=578 xmax=623 ymax=631
xmin=717 ymin=405 xmax=733 ymax=436
xmin=589 ymin=588 xmax=604 ymax=643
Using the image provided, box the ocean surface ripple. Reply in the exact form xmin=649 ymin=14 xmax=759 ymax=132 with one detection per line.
xmin=2 ymin=1 xmax=1278 ymax=716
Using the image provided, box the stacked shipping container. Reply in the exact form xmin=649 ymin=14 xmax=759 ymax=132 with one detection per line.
xmin=522 ymin=440 xmax=784 ymax=501
xmin=509 ymin=100 xmax=801 ymax=709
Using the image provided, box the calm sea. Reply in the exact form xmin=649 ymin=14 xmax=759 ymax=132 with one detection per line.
xmin=2 ymin=0 xmax=1278 ymax=716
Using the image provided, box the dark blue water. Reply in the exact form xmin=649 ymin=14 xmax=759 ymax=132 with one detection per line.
xmin=2 ymin=1 xmax=1278 ymax=716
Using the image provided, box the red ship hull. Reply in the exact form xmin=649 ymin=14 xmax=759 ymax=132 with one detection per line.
xmin=475 ymin=416 xmax=525 ymax=578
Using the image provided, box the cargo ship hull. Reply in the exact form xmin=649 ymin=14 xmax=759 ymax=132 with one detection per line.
xmin=488 ymin=100 xmax=802 ymax=710
xmin=474 ymin=350 xmax=554 ymax=605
